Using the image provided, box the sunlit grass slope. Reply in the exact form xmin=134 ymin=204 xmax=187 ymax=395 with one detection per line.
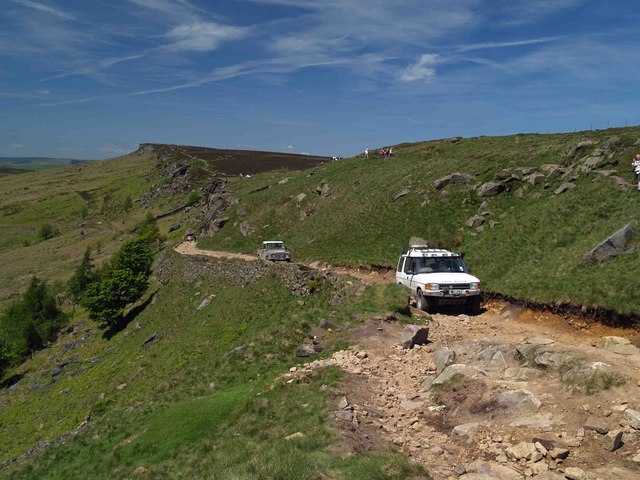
xmin=0 ymin=151 xmax=188 ymax=309
xmin=1 ymin=256 xmax=422 ymax=479
xmin=199 ymin=127 xmax=640 ymax=313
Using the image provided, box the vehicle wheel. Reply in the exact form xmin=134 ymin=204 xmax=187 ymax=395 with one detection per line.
xmin=467 ymin=296 xmax=482 ymax=315
xmin=416 ymin=290 xmax=432 ymax=312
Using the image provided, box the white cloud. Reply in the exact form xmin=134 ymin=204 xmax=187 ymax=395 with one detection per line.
xmin=8 ymin=143 xmax=25 ymax=149
xmin=9 ymin=0 xmax=75 ymax=20
xmin=164 ymin=22 xmax=249 ymax=52
xmin=283 ymin=144 xmax=294 ymax=149
xmin=455 ymin=36 xmax=565 ymax=52
xmin=399 ymin=54 xmax=439 ymax=82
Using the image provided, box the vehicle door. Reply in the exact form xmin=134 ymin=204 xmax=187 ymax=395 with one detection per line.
xmin=396 ymin=256 xmax=407 ymax=285
xmin=402 ymin=256 xmax=416 ymax=289
xmin=408 ymin=257 xmax=422 ymax=290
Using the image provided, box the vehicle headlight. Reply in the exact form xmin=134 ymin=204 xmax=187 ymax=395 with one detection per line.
xmin=426 ymin=283 xmax=439 ymax=290
xmin=470 ymin=282 xmax=480 ymax=290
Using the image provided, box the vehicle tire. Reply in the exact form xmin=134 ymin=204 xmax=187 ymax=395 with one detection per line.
xmin=467 ymin=296 xmax=482 ymax=315
xmin=416 ymin=290 xmax=432 ymax=312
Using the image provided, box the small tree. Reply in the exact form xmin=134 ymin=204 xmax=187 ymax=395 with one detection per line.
xmin=38 ymin=223 xmax=59 ymax=241
xmin=67 ymin=246 xmax=96 ymax=303
xmin=82 ymin=238 xmax=153 ymax=329
xmin=0 ymin=277 xmax=66 ymax=360
xmin=80 ymin=204 xmax=89 ymax=219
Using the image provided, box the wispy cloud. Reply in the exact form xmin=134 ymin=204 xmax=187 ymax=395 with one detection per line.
xmin=455 ymin=36 xmax=565 ymax=52
xmin=41 ymin=53 xmax=148 ymax=81
xmin=9 ymin=0 xmax=75 ymax=20
xmin=399 ymin=54 xmax=439 ymax=82
xmin=163 ymin=22 xmax=249 ymax=52
xmin=497 ymin=0 xmax=585 ymax=25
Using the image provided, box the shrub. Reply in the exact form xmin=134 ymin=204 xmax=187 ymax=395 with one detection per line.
xmin=122 ymin=195 xmax=132 ymax=212
xmin=186 ymin=191 xmax=200 ymax=206
xmin=67 ymin=246 xmax=96 ymax=303
xmin=134 ymin=212 xmax=162 ymax=245
xmin=80 ymin=204 xmax=89 ymax=219
xmin=38 ymin=223 xmax=59 ymax=241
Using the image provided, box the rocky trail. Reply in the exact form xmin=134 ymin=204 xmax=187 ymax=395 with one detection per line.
xmin=175 ymin=242 xmax=640 ymax=480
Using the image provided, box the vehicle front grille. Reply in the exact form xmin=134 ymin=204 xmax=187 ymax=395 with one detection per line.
xmin=441 ymin=283 xmax=471 ymax=290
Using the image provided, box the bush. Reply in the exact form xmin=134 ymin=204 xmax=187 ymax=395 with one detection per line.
xmin=134 ymin=213 xmax=162 ymax=245
xmin=82 ymin=238 xmax=153 ymax=329
xmin=0 ymin=277 xmax=67 ymax=371
xmin=67 ymin=246 xmax=96 ymax=303
xmin=186 ymin=191 xmax=200 ymax=206
xmin=38 ymin=223 xmax=59 ymax=241
xmin=122 ymin=195 xmax=132 ymax=212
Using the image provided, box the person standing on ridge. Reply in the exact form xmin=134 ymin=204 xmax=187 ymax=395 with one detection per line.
xmin=633 ymin=154 xmax=640 ymax=182
xmin=364 ymin=148 xmax=369 ymax=159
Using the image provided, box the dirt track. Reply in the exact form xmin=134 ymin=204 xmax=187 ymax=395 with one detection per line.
xmin=175 ymin=242 xmax=640 ymax=479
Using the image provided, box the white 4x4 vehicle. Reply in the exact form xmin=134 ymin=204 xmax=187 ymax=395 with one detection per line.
xmin=396 ymin=245 xmax=482 ymax=314
xmin=257 ymin=241 xmax=291 ymax=262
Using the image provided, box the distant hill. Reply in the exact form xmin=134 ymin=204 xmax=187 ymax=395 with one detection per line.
xmin=0 ymin=156 xmax=88 ymax=172
xmin=136 ymin=143 xmax=330 ymax=175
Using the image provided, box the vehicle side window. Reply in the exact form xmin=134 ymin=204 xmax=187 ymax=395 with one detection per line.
xmin=404 ymin=257 xmax=414 ymax=274
xmin=397 ymin=256 xmax=405 ymax=272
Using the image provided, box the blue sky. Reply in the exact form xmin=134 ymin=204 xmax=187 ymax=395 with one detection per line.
xmin=1 ymin=0 xmax=639 ymax=159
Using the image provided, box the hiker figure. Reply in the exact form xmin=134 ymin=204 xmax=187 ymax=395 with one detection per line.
xmin=364 ymin=148 xmax=369 ymax=159
xmin=635 ymin=160 xmax=640 ymax=191
xmin=633 ymin=154 xmax=640 ymax=182
xmin=388 ymin=147 xmax=393 ymax=157
xmin=379 ymin=148 xmax=385 ymax=157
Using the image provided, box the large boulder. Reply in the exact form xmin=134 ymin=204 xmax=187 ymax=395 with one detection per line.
xmin=565 ymin=140 xmax=596 ymax=157
xmin=433 ymin=172 xmax=475 ymax=190
xmin=434 ymin=347 xmax=456 ymax=374
xmin=554 ymin=182 xmax=576 ymax=195
xmin=624 ymin=408 xmax=640 ymax=429
xmin=495 ymin=389 xmax=541 ymax=412
xmin=432 ymin=364 xmax=479 ymax=385
xmin=583 ymin=223 xmax=637 ymax=263
xmin=477 ymin=182 xmax=505 ymax=197
xmin=400 ymin=324 xmax=429 ymax=349
xmin=525 ymin=173 xmax=546 ymax=186
xmin=467 ymin=214 xmax=485 ymax=228
xmin=393 ymin=188 xmax=410 ymax=201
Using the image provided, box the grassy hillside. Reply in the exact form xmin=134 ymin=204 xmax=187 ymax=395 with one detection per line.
xmin=0 ymin=151 xmax=186 ymax=309
xmin=1 ymin=254 xmax=420 ymax=479
xmin=198 ymin=127 xmax=640 ymax=314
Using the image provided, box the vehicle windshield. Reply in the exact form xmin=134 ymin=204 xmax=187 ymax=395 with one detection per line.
xmin=264 ymin=242 xmax=284 ymax=250
xmin=414 ymin=256 xmax=468 ymax=274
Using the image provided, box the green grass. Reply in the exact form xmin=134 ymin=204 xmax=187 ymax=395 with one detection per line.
xmin=198 ymin=127 xmax=640 ymax=314
xmin=1 ymin=263 xmax=425 ymax=479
